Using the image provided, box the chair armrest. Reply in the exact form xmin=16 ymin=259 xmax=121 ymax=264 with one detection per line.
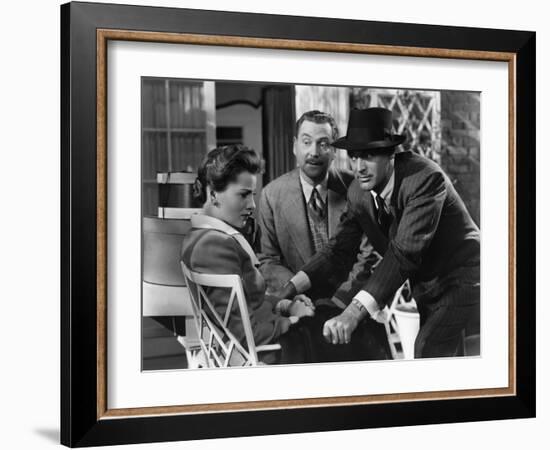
xmin=177 ymin=336 xmax=202 ymax=351
xmin=256 ymin=344 xmax=282 ymax=352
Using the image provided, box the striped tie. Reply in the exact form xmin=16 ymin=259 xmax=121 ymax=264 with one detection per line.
xmin=308 ymin=187 xmax=325 ymax=222
xmin=308 ymin=187 xmax=328 ymax=252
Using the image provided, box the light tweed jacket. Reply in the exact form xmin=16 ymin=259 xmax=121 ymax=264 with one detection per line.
xmin=258 ymin=167 xmax=379 ymax=305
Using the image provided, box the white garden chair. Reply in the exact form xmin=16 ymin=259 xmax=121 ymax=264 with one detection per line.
xmin=178 ymin=262 xmax=281 ymax=368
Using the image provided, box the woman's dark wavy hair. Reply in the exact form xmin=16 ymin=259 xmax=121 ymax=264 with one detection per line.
xmin=193 ymin=145 xmax=263 ymax=204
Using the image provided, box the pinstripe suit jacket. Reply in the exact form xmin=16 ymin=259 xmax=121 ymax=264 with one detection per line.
xmin=301 ymin=151 xmax=480 ymax=307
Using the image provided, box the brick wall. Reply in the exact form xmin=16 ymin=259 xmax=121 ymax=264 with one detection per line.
xmin=440 ymin=91 xmax=481 ymax=226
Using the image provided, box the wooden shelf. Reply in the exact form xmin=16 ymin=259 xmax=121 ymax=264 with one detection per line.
xmin=157 ymin=172 xmax=197 ymax=184
xmin=158 ymin=207 xmax=202 ymax=219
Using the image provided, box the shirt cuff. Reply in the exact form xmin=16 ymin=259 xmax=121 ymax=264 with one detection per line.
xmin=290 ymin=271 xmax=311 ymax=294
xmin=353 ymin=290 xmax=380 ymax=316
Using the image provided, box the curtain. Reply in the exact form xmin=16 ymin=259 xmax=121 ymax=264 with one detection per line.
xmin=262 ymin=86 xmax=295 ymax=184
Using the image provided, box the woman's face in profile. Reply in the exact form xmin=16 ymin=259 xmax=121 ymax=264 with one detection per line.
xmin=214 ymin=171 xmax=257 ymax=229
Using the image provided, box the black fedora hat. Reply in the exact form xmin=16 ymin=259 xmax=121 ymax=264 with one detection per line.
xmin=332 ymin=107 xmax=405 ymax=152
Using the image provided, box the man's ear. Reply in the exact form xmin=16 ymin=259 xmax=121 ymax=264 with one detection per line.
xmin=292 ymin=137 xmax=297 ymax=157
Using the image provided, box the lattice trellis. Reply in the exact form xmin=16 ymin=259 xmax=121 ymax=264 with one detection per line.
xmin=293 ymin=86 xmax=443 ymax=170
xmin=351 ymin=88 xmax=442 ymax=163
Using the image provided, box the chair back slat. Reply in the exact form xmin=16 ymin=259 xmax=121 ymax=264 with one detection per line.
xmin=180 ymin=261 xmax=260 ymax=367
xmin=223 ymin=288 xmax=237 ymax=326
xmin=232 ymin=279 xmax=258 ymax=365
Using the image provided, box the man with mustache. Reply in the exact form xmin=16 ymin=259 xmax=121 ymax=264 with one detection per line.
xmin=258 ymin=110 xmax=390 ymax=361
xmin=280 ymin=107 xmax=480 ymax=358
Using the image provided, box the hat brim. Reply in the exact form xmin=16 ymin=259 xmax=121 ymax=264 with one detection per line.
xmin=332 ymin=134 xmax=406 ymax=151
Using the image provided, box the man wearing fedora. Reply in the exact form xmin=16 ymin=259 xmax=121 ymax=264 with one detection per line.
xmin=279 ymin=107 xmax=480 ymax=358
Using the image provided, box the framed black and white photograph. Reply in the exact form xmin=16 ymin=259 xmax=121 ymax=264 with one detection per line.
xmin=61 ymin=1 xmax=535 ymax=447
xmin=141 ymin=79 xmax=482 ymax=371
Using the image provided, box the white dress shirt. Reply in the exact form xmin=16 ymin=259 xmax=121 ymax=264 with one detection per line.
xmin=298 ymin=171 xmax=329 ymax=204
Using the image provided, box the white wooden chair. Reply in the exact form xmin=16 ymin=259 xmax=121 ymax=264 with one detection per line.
xmin=384 ymin=281 xmax=420 ymax=360
xmin=178 ymin=262 xmax=281 ymax=368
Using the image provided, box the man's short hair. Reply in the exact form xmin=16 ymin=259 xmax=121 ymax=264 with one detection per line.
xmin=295 ymin=110 xmax=339 ymax=141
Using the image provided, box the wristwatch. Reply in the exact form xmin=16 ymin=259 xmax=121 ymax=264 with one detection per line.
xmin=351 ymin=298 xmax=367 ymax=315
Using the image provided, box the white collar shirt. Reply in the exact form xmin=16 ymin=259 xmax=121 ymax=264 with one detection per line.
xmin=299 ymin=171 xmax=329 ymax=204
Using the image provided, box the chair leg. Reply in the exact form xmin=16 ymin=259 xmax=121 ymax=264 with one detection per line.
xmin=177 ymin=335 xmax=204 ymax=369
xmin=185 ymin=316 xmax=198 ymax=339
xmin=384 ymin=322 xmax=400 ymax=360
xmin=186 ymin=349 xmax=201 ymax=369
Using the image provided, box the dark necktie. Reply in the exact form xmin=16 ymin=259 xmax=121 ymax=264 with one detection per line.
xmin=375 ymin=195 xmax=392 ymax=237
xmin=308 ymin=187 xmax=325 ymax=222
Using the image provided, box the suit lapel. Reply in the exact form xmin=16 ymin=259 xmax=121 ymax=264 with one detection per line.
xmin=281 ymin=170 xmax=313 ymax=262
xmin=327 ymin=189 xmax=345 ymax=237
xmin=326 ymin=169 xmax=351 ymax=237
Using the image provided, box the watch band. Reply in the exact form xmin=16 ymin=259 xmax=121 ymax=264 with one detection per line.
xmin=351 ymin=298 xmax=366 ymax=313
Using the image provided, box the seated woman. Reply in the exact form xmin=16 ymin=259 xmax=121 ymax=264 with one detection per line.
xmin=181 ymin=145 xmax=314 ymax=364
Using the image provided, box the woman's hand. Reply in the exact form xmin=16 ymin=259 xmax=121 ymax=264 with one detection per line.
xmin=288 ymin=296 xmax=315 ymax=318
xmin=293 ymin=294 xmax=315 ymax=309
xmin=275 ymin=295 xmax=315 ymax=318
